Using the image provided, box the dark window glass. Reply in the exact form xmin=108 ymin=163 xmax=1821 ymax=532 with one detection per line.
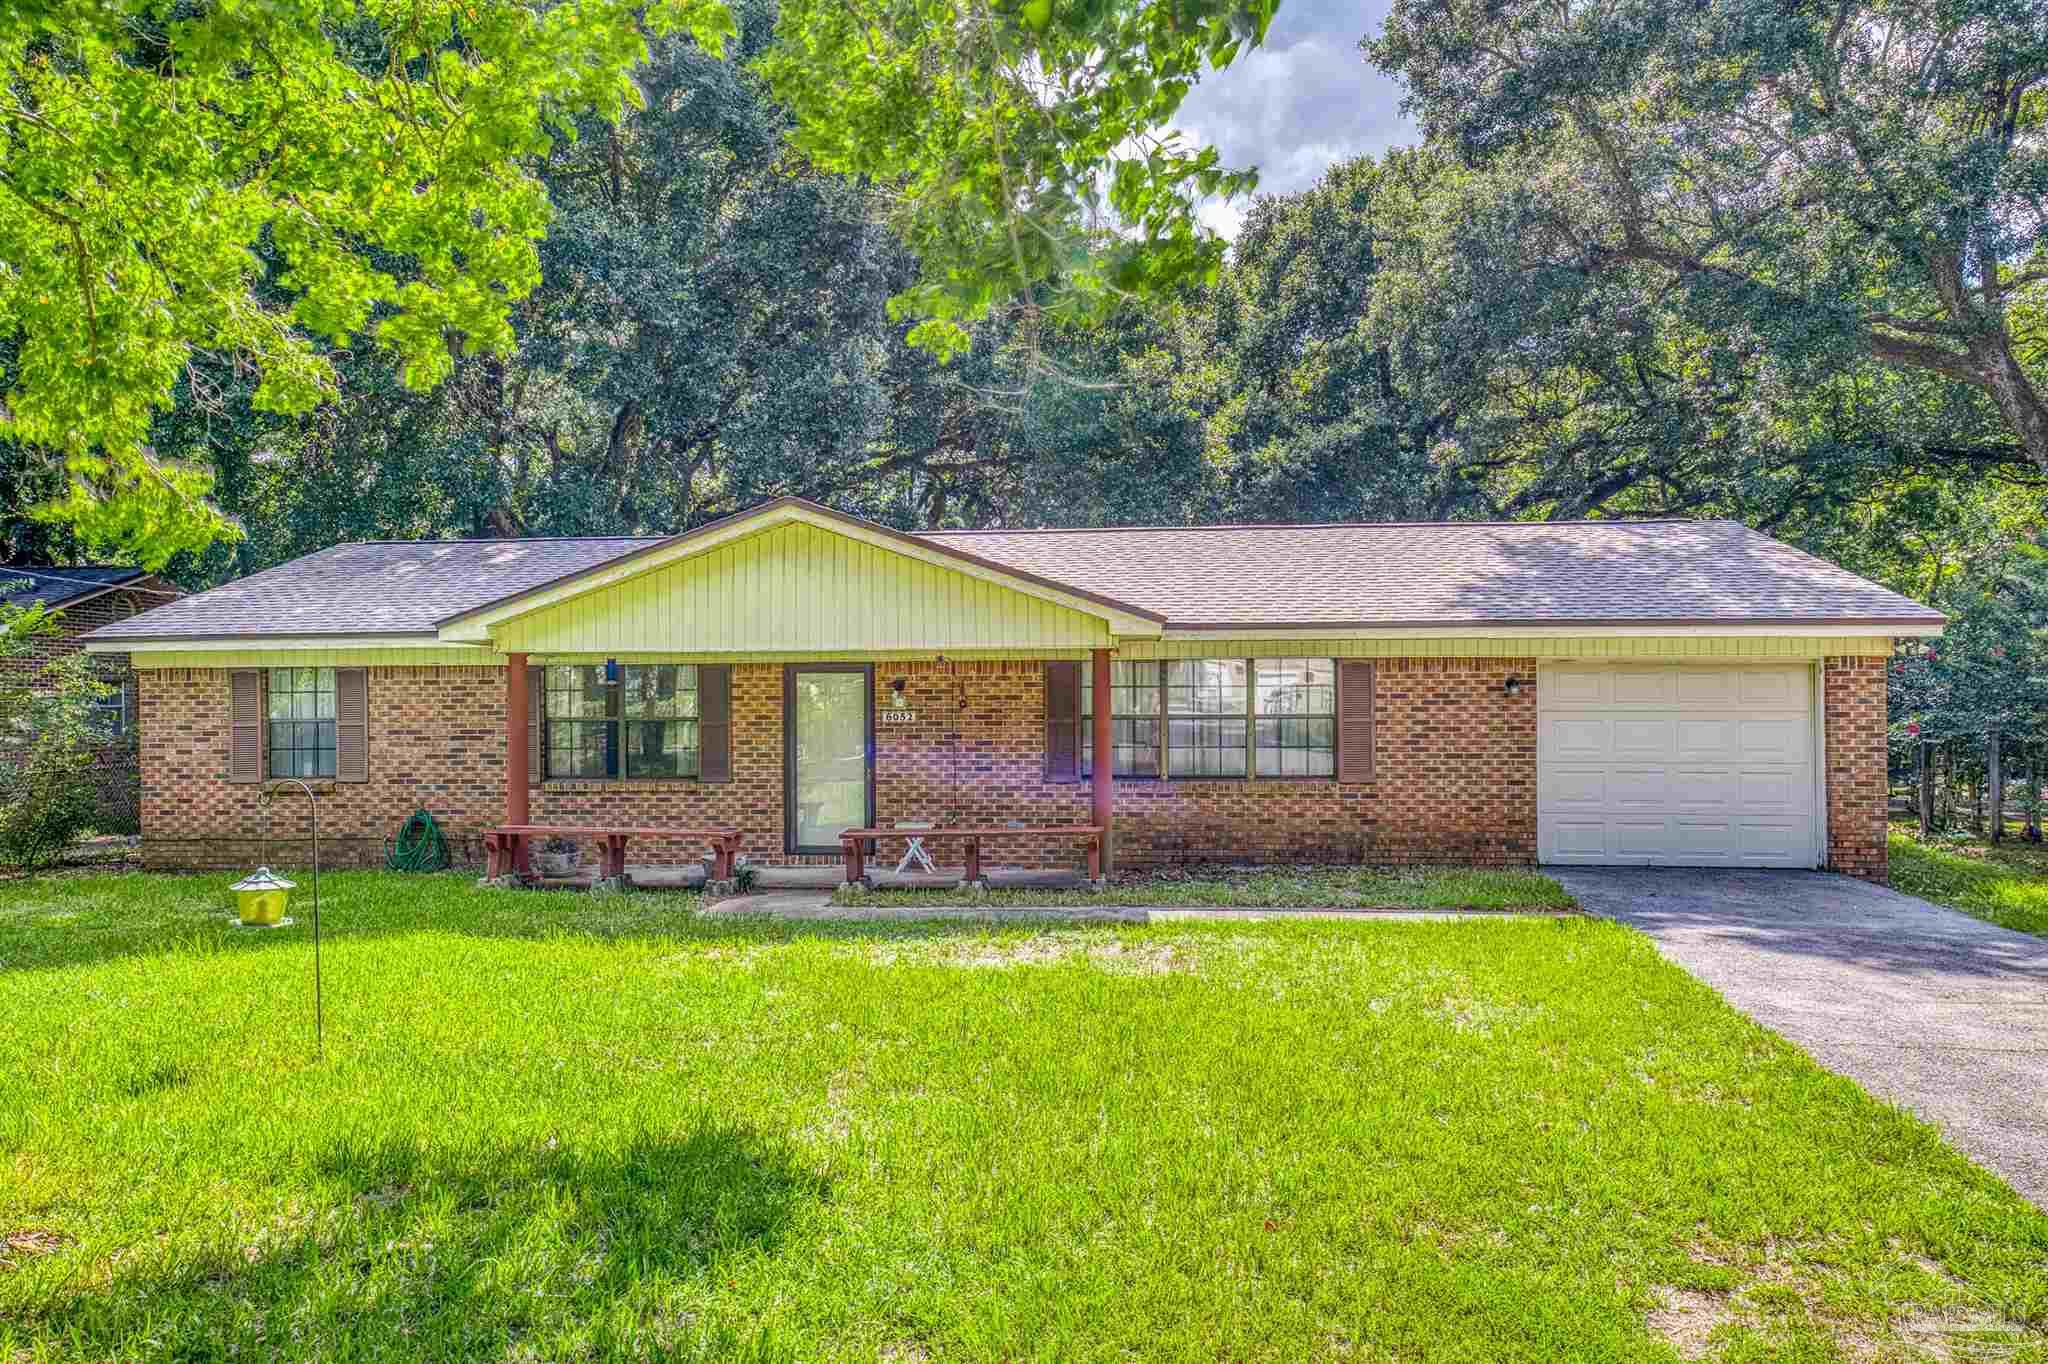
xmin=1254 ymin=658 xmax=1336 ymax=776
xmin=266 ymin=668 xmax=336 ymax=778
xmin=1166 ymin=660 xmax=1247 ymax=776
xmin=622 ymin=665 xmax=698 ymax=778
xmin=545 ymin=663 xmax=699 ymax=780
xmin=546 ymin=665 xmax=613 ymax=779
xmin=1081 ymin=661 xmax=1162 ymax=777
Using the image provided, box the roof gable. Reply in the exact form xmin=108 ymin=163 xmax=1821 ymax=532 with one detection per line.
xmin=482 ymin=517 xmax=1118 ymax=655
xmin=437 ymin=499 xmax=1165 ymax=644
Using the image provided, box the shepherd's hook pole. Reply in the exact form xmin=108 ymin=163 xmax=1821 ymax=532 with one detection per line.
xmin=265 ymin=779 xmax=322 ymax=1060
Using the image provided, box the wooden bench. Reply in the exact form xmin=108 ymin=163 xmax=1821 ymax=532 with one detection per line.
xmin=836 ymin=825 xmax=1106 ymax=885
xmin=483 ymin=825 xmax=743 ymax=882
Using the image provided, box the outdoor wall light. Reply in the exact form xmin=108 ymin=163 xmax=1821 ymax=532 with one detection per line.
xmin=890 ymin=677 xmax=908 ymax=707
xmin=1504 ymin=676 xmax=1526 ymax=697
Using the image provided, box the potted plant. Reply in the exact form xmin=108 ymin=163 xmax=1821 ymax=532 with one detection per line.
xmin=532 ymin=836 xmax=581 ymax=878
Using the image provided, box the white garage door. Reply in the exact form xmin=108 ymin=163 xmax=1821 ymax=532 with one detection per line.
xmin=1537 ymin=664 xmax=1819 ymax=868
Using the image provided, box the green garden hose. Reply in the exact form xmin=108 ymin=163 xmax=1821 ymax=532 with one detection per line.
xmin=385 ymin=808 xmax=451 ymax=872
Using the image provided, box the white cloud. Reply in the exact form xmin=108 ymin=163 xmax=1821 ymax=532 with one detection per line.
xmin=1172 ymin=0 xmax=1416 ymax=238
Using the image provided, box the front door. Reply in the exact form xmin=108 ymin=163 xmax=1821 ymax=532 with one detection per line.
xmin=785 ymin=665 xmax=874 ymax=855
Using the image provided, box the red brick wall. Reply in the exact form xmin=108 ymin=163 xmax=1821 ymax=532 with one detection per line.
xmin=138 ymin=665 xmax=512 ymax=869
xmin=1114 ymin=656 xmax=1540 ymax=867
xmin=1823 ymin=655 xmax=1889 ymax=882
xmin=135 ymin=653 xmax=1886 ymax=879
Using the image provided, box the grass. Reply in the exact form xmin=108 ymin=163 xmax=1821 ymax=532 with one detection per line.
xmin=1889 ymin=825 xmax=2048 ymax=937
xmin=834 ymin=864 xmax=1578 ymax=911
xmin=1 ymin=871 xmax=2045 ymax=1362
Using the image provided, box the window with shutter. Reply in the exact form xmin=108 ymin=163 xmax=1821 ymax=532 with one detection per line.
xmin=229 ymin=670 xmax=263 ymax=783
xmin=1044 ymin=661 xmax=1081 ymax=782
xmin=698 ymin=665 xmax=732 ymax=782
xmin=1335 ymin=661 xmax=1375 ymax=783
xmin=335 ymin=668 xmax=368 ymax=782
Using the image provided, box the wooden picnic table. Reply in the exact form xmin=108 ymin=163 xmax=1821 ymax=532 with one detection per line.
xmin=484 ymin=824 xmax=743 ymax=881
xmin=836 ymin=825 xmax=1106 ymax=884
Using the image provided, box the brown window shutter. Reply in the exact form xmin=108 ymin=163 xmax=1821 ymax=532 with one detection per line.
xmin=1044 ymin=660 xmax=1081 ymax=782
xmin=527 ymin=664 xmax=544 ymax=786
xmin=229 ymin=669 xmax=263 ymax=783
xmin=698 ymin=664 xmax=732 ymax=782
xmin=1336 ymin=661 xmax=1375 ymax=783
xmin=335 ymin=668 xmax=369 ymax=782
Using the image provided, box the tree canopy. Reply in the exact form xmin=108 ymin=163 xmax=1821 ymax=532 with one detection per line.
xmin=1368 ymin=0 xmax=2048 ymax=472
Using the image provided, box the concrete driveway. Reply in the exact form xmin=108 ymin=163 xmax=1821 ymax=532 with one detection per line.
xmin=1552 ymin=868 xmax=2048 ymax=1211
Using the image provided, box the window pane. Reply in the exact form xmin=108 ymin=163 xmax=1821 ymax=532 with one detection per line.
xmin=1254 ymin=658 xmax=1336 ymax=776
xmin=622 ymin=664 xmax=685 ymax=719
xmin=547 ymin=720 xmax=611 ymax=779
xmin=1166 ymin=658 xmax=1245 ymax=715
xmin=1167 ymin=716 xmax=1247 ymax=777
xmin=624 ymin=718 xmax=699 ymax=778
xmin=546 ymin=665 xmax=610 ymax=719
xmin=1082 ymin=661 xmax=1163 ymax=777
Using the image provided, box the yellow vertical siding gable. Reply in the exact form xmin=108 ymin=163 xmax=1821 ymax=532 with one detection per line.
xmin=487 ymin=520 xmax=1114 ymax=655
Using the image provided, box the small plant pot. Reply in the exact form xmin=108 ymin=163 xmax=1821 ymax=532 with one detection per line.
xmin=532 ymin=850 xmax=580 ymax=878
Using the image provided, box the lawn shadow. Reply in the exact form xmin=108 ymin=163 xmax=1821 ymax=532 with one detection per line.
xmin=16 ymin=1119 xmax=825 ymax=1359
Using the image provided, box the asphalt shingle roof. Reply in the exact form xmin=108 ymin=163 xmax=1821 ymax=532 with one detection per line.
xmin=921 ymin=519 xmax=1945 ymax=628
xmin=0 ymin=565 xmax=150 ymax=611
xmin=84 ymin=538 xmax=661 ymax=641
xmin=84 ymin=510 xmax=1942 ymax=643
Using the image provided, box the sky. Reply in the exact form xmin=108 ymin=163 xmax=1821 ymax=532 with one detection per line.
xmin=1170 ymin=0 xmax=1414 ymax=239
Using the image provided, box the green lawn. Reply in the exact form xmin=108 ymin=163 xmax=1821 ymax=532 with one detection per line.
xmin=3 ymin=872 xmax=2045 ymax=1362
xmin=1890 ymin=828 xmax=2048 ymax=937
xmin=836 ymin=865 xmax=1577 ymax=911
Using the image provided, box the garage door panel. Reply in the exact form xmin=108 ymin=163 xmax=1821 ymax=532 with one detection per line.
xmin=1671 ymin=819 xmax=1736 ymax=861
xmin=1612 ymin=719 xmax=1674 ymax=759
xmin=1676 ymin=670 xmax=1737 ymax=705
xmin=1737 ymin=820 xmax=1808 ymax=863
xmin=1547 ymin=820 xmax=1611 ymax=860
xmin=1613 ymin=820 xmax=1670 ymax=857
xmin=1670 ymin=768 xmax=1736 ymax=811
xmin=1736 ymin=768 xmax=1809 ymax=813
xmin=1544 ymin=767 xmax=1608 ymax=807
xmin=1607 ymin=767 xmax=1670 ymax=807
xmin=1548 ymin=670 xmax=1611 ymax=705
xmin=1538 ymin=665 xmax=1816 ymax=870
xmin=1675 ymin=718 xmax=1739 ymax=761
xmin=1613 ymin=671 xmax=1677 ymax=705
xmin=1739 ymin=718 xmax=1807 ymax=762
xmin=1547 ymin=717 xmax=1610 ymax=760
xmin=1739 ymin=669 xmax=1804 ymax=706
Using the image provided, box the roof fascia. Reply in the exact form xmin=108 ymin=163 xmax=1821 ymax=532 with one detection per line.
xmin=1157 ymin=622 xmax=1944 ymax=640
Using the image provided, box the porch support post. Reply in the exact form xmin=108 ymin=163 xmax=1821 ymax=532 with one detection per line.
xmin=506 ymin=652 xmax=529 ymax=827
xmin=1091 ymin=646 xmax=1113 ymax=876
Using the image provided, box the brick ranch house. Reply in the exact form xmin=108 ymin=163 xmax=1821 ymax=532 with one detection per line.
xmin=4 ymin=565 xmax=183 ymax=830
xmin=82 ymin=498 xmax=1943 ymax=880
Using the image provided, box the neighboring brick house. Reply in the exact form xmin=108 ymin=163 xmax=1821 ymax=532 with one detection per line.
xmin=84 ymin=498 xmax=1938 ymax=880
xmin=2 ymin=566 xmax=184 ymax=831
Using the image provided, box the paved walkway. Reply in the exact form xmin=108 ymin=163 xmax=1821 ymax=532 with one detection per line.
xmin=1554 ymin=868 xmax=2048 ymax=1211
xmin=700 ymin=891 xmax=1569 ymax=924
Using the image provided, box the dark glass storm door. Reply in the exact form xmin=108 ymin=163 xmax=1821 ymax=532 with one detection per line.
xmin=785 ymin=665 xmax=874 ymax=855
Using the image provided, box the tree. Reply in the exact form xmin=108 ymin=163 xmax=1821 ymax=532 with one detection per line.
xmin=757 ymin=0 xmax=1270 ymax=360
xmin=1367 ymin=0 xmax=2048 ymax=473
xmin=0 ymin=587 xmax=108 ymax=867
xmin=1 ymin=0 xmax=734 ymax=565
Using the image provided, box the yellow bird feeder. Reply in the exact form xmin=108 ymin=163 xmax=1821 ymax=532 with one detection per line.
xmin=230 ymin=866 xmax=295 ymax=926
